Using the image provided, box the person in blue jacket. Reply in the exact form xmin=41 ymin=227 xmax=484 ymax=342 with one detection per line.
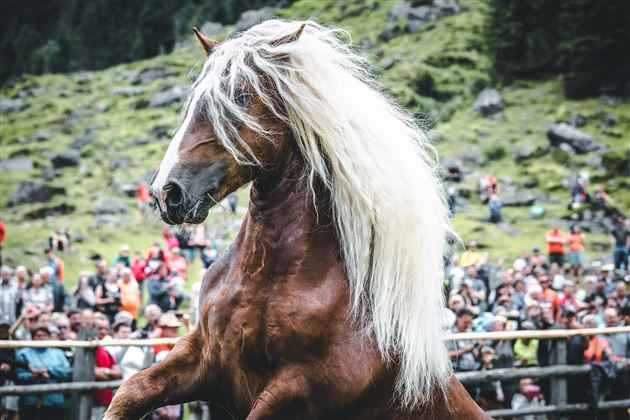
xmin=15 ymin=326 xmax=72 ymax=420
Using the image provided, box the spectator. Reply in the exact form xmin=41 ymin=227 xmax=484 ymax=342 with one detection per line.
xmin=95 ymin=269 xmax=122 ymax=326
xmin=15 ymin=326 xmax=72 ymax=420
xmin=447 ymin=255 xmax=466 ymax=293
xmin=131 ymin=251 xmax=148 ymax=300
xmin=43 ymin=248 xmax=64 ymax=284
xmin=175 ymin=224 xmax=195 ymax=262
xmin=113 ymin=244 xmax=131 ymax=268
xmin=162 ymin=226 xmax=180 ymax=250
xmin=201 ymin=246 xmax=217 ymax=268
xmin=511 ymin=377 xmax=545 ymax=420
xmin=40 ymin=266 xmax=69 ymax=313
xmin=67 ymin=310 xmax=82 ymax=339
xmin=22 ymin=273 xmax=53 ymax=313
xmin=107 ymin=321 xmax=150 ymax=381
xmin=461 ymin=241 xmax=483 ymax=268
xmin=92 ymin=317 xmax=122 ymax=419
xmin=168 ymin=270 xmax=186 ymax=310
xmin=80 ymin=309 xmax=94 ymax=330
xmin=0 ymin=319 xmax=22 ymax=418
xmin=49 ymin=227 xmax=70 ymax=253
xmin=72 ymin=273 xmax=96 ymax=310
xmin=141 ymin=304 xmax=163 ymax=338
xmin=447 ymin=309 xmax=479 ymax=396
xmin=148 ymin=265 xmax=173 ymax=313
xmin=529 ymin=246 xmax=546 ymax=270
xmin=557 ymin=280 xmax=581 ymax=322
xmin=169 ymin=247 xmax=188 ymax=280
xmin=118 ymin=268 xmax=140 ymax=329
xmin=89 ymin=259 xmax=109 ymax=291
xmin=137 ymin=183 xmax=151 ymax=218
xmin=1 ymin=267 xmax=20 ymax=324
xmin=568 ymin=225 xmax=586 ymax=278
xmin=488 ymin=193 xmax=502 ymax=223
xmin=477 ymin=346 xmax=504 ymax=410
xmin=227 ymin=192 xmax=238 ymax=213
xmin=611 ymin=217 xmax=629 ymax=270
xmin=545 ymin=225 xmax=568 ymax=268
xmin=153 ymin=312 xmax=183 ymax=362
xmin=513 ymin=321 xmax=539 ymax=367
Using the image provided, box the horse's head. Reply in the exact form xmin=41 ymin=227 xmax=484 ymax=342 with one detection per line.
xmin=151 ymin=24 xmax=305 ymax=225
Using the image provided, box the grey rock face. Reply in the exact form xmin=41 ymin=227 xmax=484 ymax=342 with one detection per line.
xmin=1 ymin=98 xmax=28 ymax=114
xmin=200 ymin=21 xmax=225 ymax=38
xmin=133 ymin=68 xmax=173 ymax=85
xmin=547 ymin=123 xmax=601 ymax=154
xmin=501 ymin=192 xmax=538 ymax=207
xmin=9 ymin=182 xmax=66 ymax=206
xmin=69 ymin=133 xmax=97 ymax=150
xmin=25 ymin=203 xmax=75 ymax=220
xmin=52 ymin=149 xmax=81 ymax=168
xmin=109 ymin=156 xmax=133 ymax=171
xmin=148 ymin=86 xmax=186 ymax=108
xmin=388 ymin=0 xmax=459 ymax=33
xmin=111 ymin=86 xmax=145 ymax=96
xmin=92 ymin=199 xmax=128 ymax=215
xmin=473 ymin=89 xmax=504 ymax=117
xmin=1 ymin=156 xmax=33 ymax=172
xmin=234 ymin=7 xmax=275 ymax=32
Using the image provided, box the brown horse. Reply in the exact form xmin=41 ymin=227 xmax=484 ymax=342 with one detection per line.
xmin=106 ymin=20 xmax=487 ymax=419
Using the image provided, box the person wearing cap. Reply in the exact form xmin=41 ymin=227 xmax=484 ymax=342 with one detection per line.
xmin=545 ymin=224 xmax=568 ymax=268
xmin=113 ymin=245 xmax=132 ymax=268
xmin=153 ymin=312 xmax=182 ymax=361
xmin=460 ymin=241 xmax=483 ymax=268
xmin=15 ymin=326 xmax=72 ymax=419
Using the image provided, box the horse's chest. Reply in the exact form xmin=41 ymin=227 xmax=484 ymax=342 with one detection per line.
xmin=202 ymin=269 xmax=346 ymax=371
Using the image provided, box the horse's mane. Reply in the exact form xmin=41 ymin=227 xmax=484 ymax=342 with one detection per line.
xmin=190 ymin=20 xmax=451 ymax=407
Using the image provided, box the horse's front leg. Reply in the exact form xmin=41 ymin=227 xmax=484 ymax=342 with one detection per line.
xmin=246 ymin=370 xmax=315 ymax=420
xmin=104 ymin=331 xmax=207 ymax=420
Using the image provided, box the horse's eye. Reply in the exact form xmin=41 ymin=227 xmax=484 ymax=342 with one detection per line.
xmin=235 ymin=92 xmax=253 ymax=108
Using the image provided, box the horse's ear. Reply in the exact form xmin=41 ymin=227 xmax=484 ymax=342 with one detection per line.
xmin=271 ymin=23 xmax=307 ymax=46
xmin=193 ymin=27 xmax=218 ymax=56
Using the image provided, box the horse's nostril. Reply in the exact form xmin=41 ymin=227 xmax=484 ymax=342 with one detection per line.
xmin=163 ymin=182 xmax=184 ymax=207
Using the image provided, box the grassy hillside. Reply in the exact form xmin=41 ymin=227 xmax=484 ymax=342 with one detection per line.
xmin=1 ymin=0 xmax=628 ymax=291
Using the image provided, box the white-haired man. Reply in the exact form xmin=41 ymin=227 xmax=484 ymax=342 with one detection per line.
xmin=40 ymin=266 xmax=69 ymax=313
xmin=0 ymin=266 xmax=19 ymax=324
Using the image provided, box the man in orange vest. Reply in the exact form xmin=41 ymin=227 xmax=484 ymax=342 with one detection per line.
xmin=582 ymin=315 xmax=616 ymax=363
xmin=546 ymin=224 xmax=568 ymax=268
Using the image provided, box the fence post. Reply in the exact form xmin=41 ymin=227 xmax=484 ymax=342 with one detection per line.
xmin=550 ymin=338 xmax=568 ymax=420
xmin=71 ymin=328 xmax=98 ymax=420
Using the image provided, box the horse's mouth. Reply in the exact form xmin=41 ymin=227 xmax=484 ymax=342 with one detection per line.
xmin=159 ymin=189 xmax=217 ymax=225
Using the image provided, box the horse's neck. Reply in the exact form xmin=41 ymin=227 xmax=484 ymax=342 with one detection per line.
xmin=236 ymin=149 xmax=339 ymax=282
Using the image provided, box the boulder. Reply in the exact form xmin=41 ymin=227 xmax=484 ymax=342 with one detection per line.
xmin=473 ymin=89 xmax=504 ymax=117
xmin=0 ymin=98 xmax=28 ymax=114
xmin=120 ymin=184 xmax=138 ymax=197
xmin=515 ymin=146 xmax=535 ymax=163
xmin=388 ymin=2 xmax=411 ymax=23
xmin=25 ymin=203 xmax=76 ymax=220
xmin=200 ymin=21 xmax=224 ymax=37
xmin=92 ymin=199 xmax=128 ymax=215
xmin=502 ymin=192 xmax=538 ymax=207
xmin=133 ymin=68 xmax=173 ymax=85
xmin=9 ymin=181 xmax=66 ymax=206
xmin=234 ymin=7 xmax=275 ymax=32
xmin=546 ymin=123 xmax=601 ymax=154
xmin=389 ymin=0 xmax=459 ymax=32
xmin=567 ymin=114 xmax=587 ymax=128
xmin=69 ymin=133 xmax=97 ymax=150
xmin=0 ymin=156 xmax=33 ymax=172
xmin=148 ymin=86 xmax=186 ymax=108
xmin=109 ymin=156 xmax=133 ymax=170
xmin=111 ymin=86 xmax=145 ymax=96
xmin=31 ymin=131 xmax=51 ymax=142
xmin=92 ymin=214 xmax=120 ymax=228
xmin=52 ymin=149 xmax=80 ymax=168
xmin=17 ymin=86 xmax=47 ymax=98
xmin=75 ymin=73 xmax=91 ymax=85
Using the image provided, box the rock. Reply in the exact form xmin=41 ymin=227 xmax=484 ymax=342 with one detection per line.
xmin=51 ymin=149 xmax=80 ymax=168
xmin=567 ymin=114 xmax=587 ymax=128
xmin=67 ymin=108 xmax=94 ymax=124
xmin=546 ymin=123 xmax=601 ymax=154
xmin=75 ymin=73 xmax=91 ymax=85
xmin=378 ymin=26 xmax=400 ymax=42
xmin=388 ymin=2 xmax=411 ymax=24
xmin=600 ymin=95 xmax=621 ymax=107
xmin=0 ymin=157 xmax=33 ymax=172
xmin=133 ymin=68 xmax=173 ymax=85
xmin=18 ymin=86 xmax=47 ymax=98
xmin=199 ymin=21 xmax=224 ymax=37
xmin=109 ymin=156 xmax=133 ymax=170
xmin=600 ymin=116 xmax=617 ymax=128
xmin=92 ymin=199 xmax=128 ymax=215
xmin=434 ymin=0 xmax=460 ymax=15
xmin=78 ymin=164 xmax=92 ymax=176
xmin=502 ymin=192 xmax=538 ymax=207
xmin=234 ymin=7 xmax=275 ymax=32
xmin=94 ymin=101 xmax=110 ymax=112
xmin=360 ymin=37 xmax=376 ymax=50
xmin=515 ymin=146 xmax=535 ymax=163
xmin=41 ymin=167 xmax=57 ymax=181
xmin=0 ymin=98 xmax=28 ymax=114
xmin=111 ymin=86 xmax=145 ymax=96
xmin=151 ymin=125 xmax=172 ymax=139
xmin=9 ymin=181 xmax=66 ymax=206
xmin=148 ymin=86 xmax=187 ymax=108
xmin=25 ymin=203 xmax=75 ymax=220
xmin=120 ymin=184 xmax=138 ymax=197
xmin=389 ymin=0 xmax=458 ymax=32
xmin=523 ymin=179 xmax=539 ymax=189
xmin=381 ymin=56 xmax=397 ymax=70
xmin=116 ymin=70 xmax=139 ymax=82
xmin=92 ymin=214 xmax=120 ymax=228
xmin=32 ymin=131 xmax=51 ymax=142
xmin=473 ymin=89 xmax=504 ymax=117
xmin=69 ymin=133 xmax=97 ymax=150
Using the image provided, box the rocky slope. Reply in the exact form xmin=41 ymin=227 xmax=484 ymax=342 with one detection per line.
xmin=1 ymin=0 xmax=628 ymax=287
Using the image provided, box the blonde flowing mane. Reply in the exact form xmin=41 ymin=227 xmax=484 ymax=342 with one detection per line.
xmin=189 ymin=20 xmax=451 ymax=407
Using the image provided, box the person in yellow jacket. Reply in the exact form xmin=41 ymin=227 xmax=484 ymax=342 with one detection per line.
xmin=461 ymin=241 xmax=484 ymax=268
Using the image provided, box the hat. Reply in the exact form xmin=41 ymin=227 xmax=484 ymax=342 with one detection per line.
xmin=158 ymin=312 xmax=181 ymax=328
xmin=24 ymin=306 xmax=41 ymax=318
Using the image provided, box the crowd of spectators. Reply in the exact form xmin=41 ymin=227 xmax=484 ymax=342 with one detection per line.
xmin=445 ymin=219 xmax=630 ymax=418
xmin=0 ymin=223 xmax=225 ymax=420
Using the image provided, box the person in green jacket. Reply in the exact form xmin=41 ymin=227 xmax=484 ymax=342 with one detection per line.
xmin=15 ymin=326 xmax=72 ymax=420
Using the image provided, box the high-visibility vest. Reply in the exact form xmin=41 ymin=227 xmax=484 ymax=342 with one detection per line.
xmin=584 ymin=336 xmax=610 ymax=363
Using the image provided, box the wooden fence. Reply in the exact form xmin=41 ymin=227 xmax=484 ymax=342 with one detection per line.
xmin=1 ymin=326 xmax=629 ymax=419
